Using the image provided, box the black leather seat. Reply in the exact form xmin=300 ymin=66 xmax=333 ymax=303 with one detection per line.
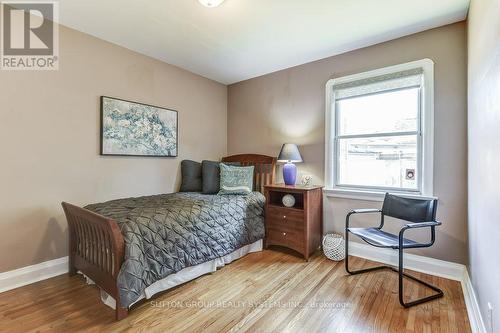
xmin=345 ymin=193 xmax=443 ymax=308
xmin=347 ymin=227 xmax=420 ymax=249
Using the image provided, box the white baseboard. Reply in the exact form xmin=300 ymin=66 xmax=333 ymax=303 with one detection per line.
xmin=461 ymin=269 xmax=488 ymax=333
xmin=0 ymin=256 xmax=69 ymax=293
xmin=349 ymin=241 xmax=465 ymax=281
xmin=349 ymin=241 xmax=486 ymax=333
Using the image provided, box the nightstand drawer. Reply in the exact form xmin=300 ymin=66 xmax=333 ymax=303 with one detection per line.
xmin=266 ymin=227 xmax=303 ymax=252
xmin=267 ymin=206 xmax=304 ymax=230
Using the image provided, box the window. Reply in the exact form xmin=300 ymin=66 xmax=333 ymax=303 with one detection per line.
xmin=325 ymin=59 xmax=434 ymax=200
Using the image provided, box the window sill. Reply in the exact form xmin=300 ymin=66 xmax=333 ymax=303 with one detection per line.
xmin=323 ymin=188 xmax=437 ymax=202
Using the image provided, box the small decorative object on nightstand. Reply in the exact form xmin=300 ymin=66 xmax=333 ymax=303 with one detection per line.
xmin=301 ymin=174 xmax=313 ymax=186
xmin=264 ymin=184 xmax=323 ymax=261
xmin=282 ymin=194 xmax=296 ymax=207
xmin=277 ymin=143 xmax=303 ymax=185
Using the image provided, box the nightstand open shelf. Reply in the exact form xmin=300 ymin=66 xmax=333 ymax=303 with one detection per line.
xmin=267 ymin=191 xmax=304 ymax=210
xmin=264 ymin=184 xmax=323 ymax=260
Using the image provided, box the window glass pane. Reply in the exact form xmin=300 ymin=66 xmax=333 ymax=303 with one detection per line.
xmin=337 ymin=87 xmax=419 ymax=136
xmin=338 ymin=135 xmax=418 ymax=190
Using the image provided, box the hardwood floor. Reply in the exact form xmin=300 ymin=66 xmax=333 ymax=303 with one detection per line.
xmin=0 ymin=249 xmax=470 ymax=333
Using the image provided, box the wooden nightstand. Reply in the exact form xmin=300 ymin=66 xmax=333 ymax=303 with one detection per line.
xmin=263 ymin=184 xmax=323 ymax=260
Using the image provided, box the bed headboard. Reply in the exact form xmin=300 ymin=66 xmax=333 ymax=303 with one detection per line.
xmin=221 ymin=154 xmax=276 ymax=193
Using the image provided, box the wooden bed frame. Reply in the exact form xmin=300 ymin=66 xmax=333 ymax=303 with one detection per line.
xmin=61 ymin=154 xmax=276 ymax=320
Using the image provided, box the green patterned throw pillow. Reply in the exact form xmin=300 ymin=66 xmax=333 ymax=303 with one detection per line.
xmin=218 ymin=163 xmax=254 ymax=195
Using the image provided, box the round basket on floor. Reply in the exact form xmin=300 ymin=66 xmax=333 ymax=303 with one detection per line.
xmin=322 ymin=233 xmax=345 ymax=261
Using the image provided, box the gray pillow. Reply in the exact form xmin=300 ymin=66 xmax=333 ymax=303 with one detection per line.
xmin=180 ymin=160 xmax=202 ymax=192
xmin=202 ymin=160 xmax=240 ymax=194
xmin=218 ymin=163 xmax=254 ymax=195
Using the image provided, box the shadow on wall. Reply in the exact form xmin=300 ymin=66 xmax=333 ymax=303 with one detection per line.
xmin=36 ymin=216 xmax=67 ymax=263
xmin=297 ymin=141 xmax=325 ymax=182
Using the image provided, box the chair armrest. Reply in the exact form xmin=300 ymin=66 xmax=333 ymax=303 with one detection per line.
xmin=404 ymin=221 xmax=441 ymax=229
xmin=350 ymin=209 xmax=382 ymax=214
xmin=346 ymin=209 xmax=383 ymax=229
xmin=399 ymin=221 xmax=441 ymax=247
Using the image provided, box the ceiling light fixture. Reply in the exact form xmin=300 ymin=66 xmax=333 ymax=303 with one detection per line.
xmin=198 ymin=0 xmax=225 ymax=8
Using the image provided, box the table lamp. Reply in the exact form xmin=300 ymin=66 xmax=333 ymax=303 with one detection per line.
xmin=277 ymin=143 xmax=303 ymax=185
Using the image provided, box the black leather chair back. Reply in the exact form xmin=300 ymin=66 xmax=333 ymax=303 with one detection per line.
xmin=381 ymin=193 xmax=437 ymax=223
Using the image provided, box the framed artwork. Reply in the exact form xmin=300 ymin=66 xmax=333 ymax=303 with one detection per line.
xmin=100 ymin=96 xmax=178 ymax=157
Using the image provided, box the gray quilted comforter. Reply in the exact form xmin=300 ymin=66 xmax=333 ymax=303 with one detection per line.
xmin=85 ymin=192 xmax=265 ymax=308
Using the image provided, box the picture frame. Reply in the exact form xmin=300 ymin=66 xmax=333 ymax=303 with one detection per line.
xmin=100 ymin=96 xmax=178 ymax=157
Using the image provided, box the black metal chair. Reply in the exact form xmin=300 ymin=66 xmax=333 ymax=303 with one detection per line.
xmin=345 ymin=193 xmax=443 ymax=308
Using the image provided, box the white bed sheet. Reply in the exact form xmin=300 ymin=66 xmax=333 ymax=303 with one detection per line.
xmin=82 ymin=239 xmax=263 ymax=309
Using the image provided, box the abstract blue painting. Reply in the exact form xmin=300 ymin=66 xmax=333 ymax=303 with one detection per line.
xmin=100 ymin=96 xmax=178 ymax=157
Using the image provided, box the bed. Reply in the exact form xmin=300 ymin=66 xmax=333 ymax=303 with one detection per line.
xmin=61 ymin=154 xmax=276 ymax=320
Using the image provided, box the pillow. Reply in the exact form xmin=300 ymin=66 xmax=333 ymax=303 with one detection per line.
xmin=218 ymin=163 xmax=254 ymax=195
xmin=179 ymin=160 xmax=202 ymax=192
xmin=202 ymin=160 xmax=241 ymax=194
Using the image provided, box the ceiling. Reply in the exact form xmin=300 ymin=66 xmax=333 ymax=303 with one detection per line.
xmin=57 ymin=0 xmax=470 ymax=84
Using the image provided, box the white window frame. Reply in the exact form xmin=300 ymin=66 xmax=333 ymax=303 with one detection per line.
xmin=324 ymin=59 xmax=435 ymax=201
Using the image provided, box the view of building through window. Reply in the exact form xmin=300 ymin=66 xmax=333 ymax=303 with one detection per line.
xmin=336 ymin=87 xmax=420 ymax=191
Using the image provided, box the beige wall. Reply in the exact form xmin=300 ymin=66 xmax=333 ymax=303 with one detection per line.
xmin=228 ymin=22 xmax=468 ymax=264
xmin=0 ymin=25 xmax=227 ymax=272
xmin=467 ymin=0 xmax=500 ymax=330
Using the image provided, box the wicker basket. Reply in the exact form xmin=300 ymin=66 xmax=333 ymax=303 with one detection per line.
xmin=322 ymin=233 xmax=345 ymax=261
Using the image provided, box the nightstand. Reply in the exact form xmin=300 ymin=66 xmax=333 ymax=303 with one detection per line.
xmin=263 ymin=184 xmax=323 ymax=260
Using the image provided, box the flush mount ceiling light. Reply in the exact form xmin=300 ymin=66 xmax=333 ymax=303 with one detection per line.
xmin=198 ymin=0 xmax=225 ymax=8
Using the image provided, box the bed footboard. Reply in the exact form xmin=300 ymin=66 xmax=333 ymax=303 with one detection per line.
xmin=61 ymin=202 xmax=128 ymax=320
